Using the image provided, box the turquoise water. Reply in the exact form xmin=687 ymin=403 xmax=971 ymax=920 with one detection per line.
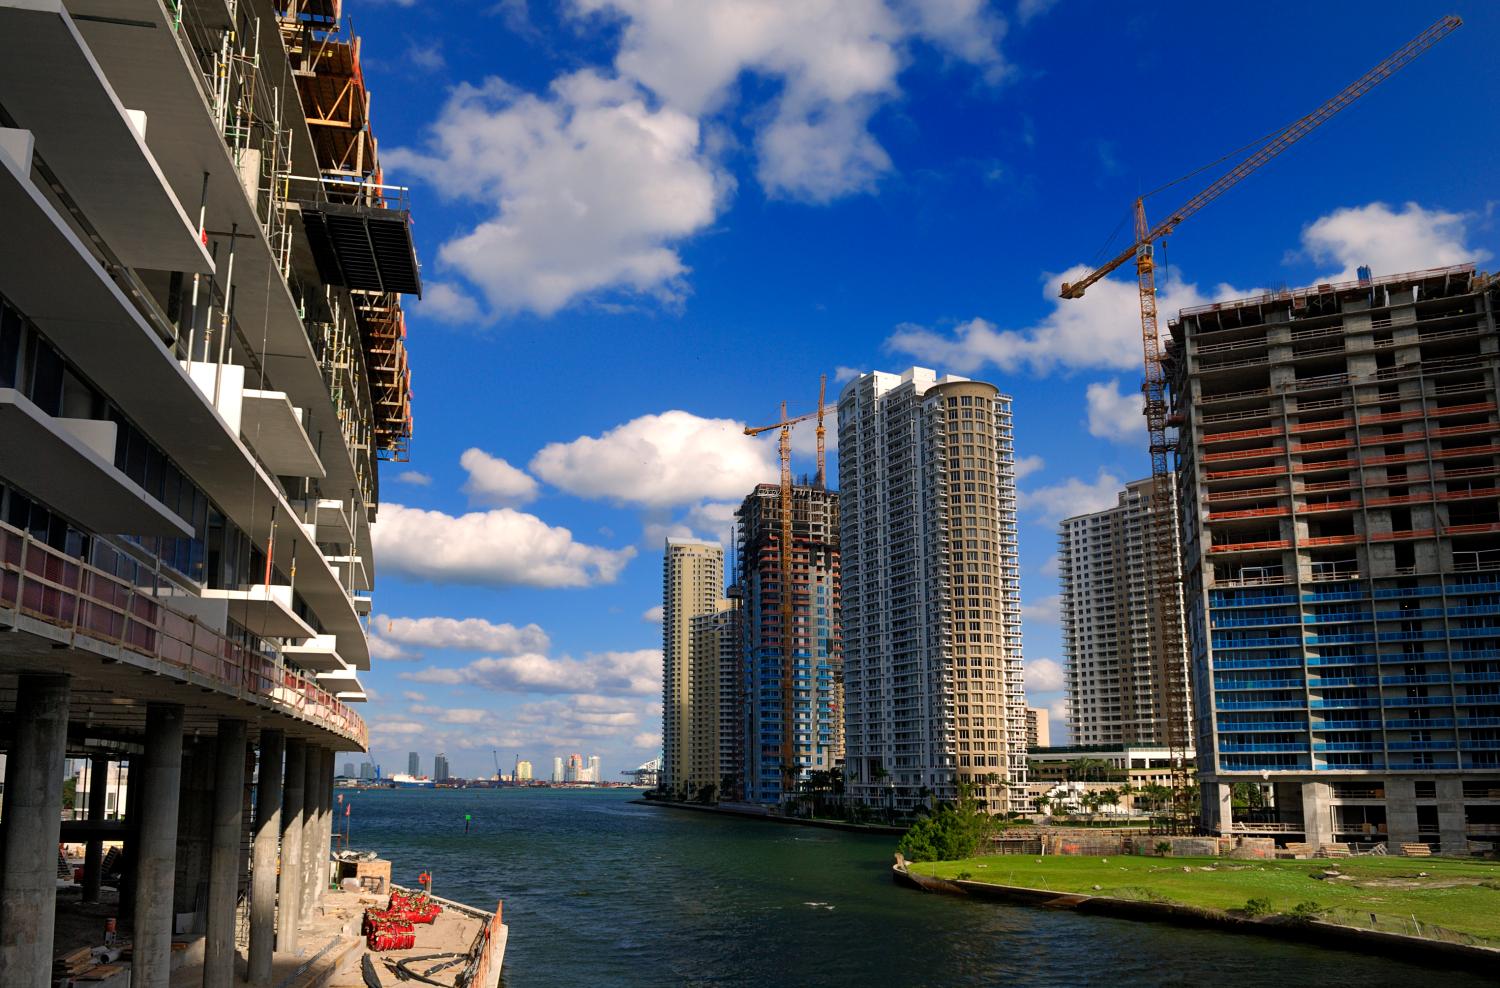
xmin=340 ymin=787 xmax=1485 ymax=986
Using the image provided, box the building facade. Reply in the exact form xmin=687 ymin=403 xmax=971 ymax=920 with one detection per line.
xmin=688 ymin=598 xmax=742 ymax=799
xmin=515 ymin=759 xmax=533 ymax=782
xmin=0 ymin=1 xmax=412 ymax=981
xmin=661 ymin=538 xmax=725 ymax=797
xmin=434 ymin=753 xmax=450 ymax=783
xmin=1169 ymin=265 xmax=1500 ymax=851
xmin=1059 ymin=477 xmax=1193 ymax=747
xmin=408 ymin=752 xmax=420 ymax=777
xmin=1025 ymin=707 xmax=1051 ymax=749
xmin=838 ymin=368 xmax=1027 ymax=813
xmin=736 ymin=484 xmax=842 ymax=804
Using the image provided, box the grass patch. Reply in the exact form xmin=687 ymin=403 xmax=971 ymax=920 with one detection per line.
xmin=908 ymin=854 xmax=1500 ymax=942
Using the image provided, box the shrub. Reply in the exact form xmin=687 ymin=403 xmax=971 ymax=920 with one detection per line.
xmin=1155 ymin=841 xmax=1172 ymax=857
xmin=895 ymin=785 xmax=997 ymax=863
xmin=1290 ymin=901 xmax=1325 ymax=923
xmin=956 ymin=871 xmax=973 ymax=881
xmin=1242 ymin=897 xmax=1274 ymax=918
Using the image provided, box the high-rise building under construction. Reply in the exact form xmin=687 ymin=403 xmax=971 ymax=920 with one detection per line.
xmin=838 ymin=368 xmax=1026 ymax=814
xmin=736 ymin=483 xmax=841 ymax=804
xmin=1059 ymin=477 xmax=1192 ymax=748
xmin=1169 ymin=264 xmax=1500 ymax=851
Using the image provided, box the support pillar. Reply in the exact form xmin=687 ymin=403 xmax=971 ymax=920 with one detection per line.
xmin=276 ymin=738 xmax=306 ymax=952
xmin=1300 ymin=780 xmax=1330 ymax=847
xmin=133 ymin=703 xmax=185 ymax=988
xmin=203 ymin=720 xmax=246 ymax=987
xmin=0 ymin=674 xmax=71 ymax=988
xmin=300 ymin=745 xmax=321 ymax=919
xmin=82 ymin=754 xmax=109 ymax=902
xmin=318 ymin=749 xmax=335 ymax=901
xmin=248 ymin=729 xmax=284 ymax=984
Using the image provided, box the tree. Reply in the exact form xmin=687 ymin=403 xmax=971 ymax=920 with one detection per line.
xmin=896 ymin=784 xmax=998 ymax=863
xmin=1035 ymin=794 xmax=1052 ymax=819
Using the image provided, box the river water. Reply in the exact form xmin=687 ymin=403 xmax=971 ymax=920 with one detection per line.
xmin=341 ymin=787 xmax=1479 ymax=987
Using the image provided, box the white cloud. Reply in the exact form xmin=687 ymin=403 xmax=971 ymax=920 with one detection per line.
xmin=1039 ymin=553 xmax=1060 ymax=578
xmin=407 ymin=41 xmax=446 ymax=72
xmin=642 ymin=604 xmax=664 ymax=623
xmin=395 ymin=470 xmax=432 ymax=486
xmin=1085 ymin=378 xmax=1145 ymax=443
xmin=1021 ymin=594 xmax=1060 ymax=625
xmin=417 ymin=282 xmax=484 ymax=325
xmin=1300 ymin=201 xmax=1489 ymax=282
xmin=370 ymin=719 xmax=427 ymax=738
xmin=402 ymin=648 xmax=661 ymax=696
xmin=375 ymin=613 xmax=550 ymax=654
xmin=373 ymin=503 xmax=635 ymax=588
xmin=1020 ymin=468 xmax=1122 ymax=526
xmin=1025 ymin=656 xmax=1065 ymax=692
xmin=1014 ymin=453 xmax=1044 ymax=480
xmin=833 ymin=365 xmax=864 ymax=383
xmin=632 ymin=731 xmax=662 ymax=750
xmin=460 ymin=448 xmax=539 ymax=507
xmin=387 ymin=71 xmax=725 ymax=317
xmin=368 ymin=634 xmax=417 ymax=661
xmin=1016 ymin=0 xmax=1058 ymax=24
xmin=410 ymin=705 xmax=492 ymax=725
xmin=401 ymin=690 xmax=427 ymax=702
xmin=530 ymin=410 xmax=776 ymax=508
xmin=885 ymin=266 xmax=1235 ymax=377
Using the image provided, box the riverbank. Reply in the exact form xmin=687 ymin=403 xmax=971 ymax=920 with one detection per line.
xmin=633 ymin=798 xmax=908 ymax=835
xmin=895 ymin=854 xmax=1500 ymax=972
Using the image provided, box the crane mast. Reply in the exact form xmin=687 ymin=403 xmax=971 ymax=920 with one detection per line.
xmin=1059 ymin=15 xmax=1460 ymax=834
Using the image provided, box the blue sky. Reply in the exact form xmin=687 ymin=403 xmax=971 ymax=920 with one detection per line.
xmin=343 ymin=0 xmax=1497 ymax=778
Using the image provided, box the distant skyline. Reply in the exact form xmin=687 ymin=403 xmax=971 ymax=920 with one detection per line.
xmin=344 ymin=1 xmax=1498 ymax=777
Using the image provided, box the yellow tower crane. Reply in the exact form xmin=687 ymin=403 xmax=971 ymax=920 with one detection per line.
xmin=744 ymin=375 xmax=829 ymax=795
xmin=1059 ymin=15 xmax=1461 ymax=833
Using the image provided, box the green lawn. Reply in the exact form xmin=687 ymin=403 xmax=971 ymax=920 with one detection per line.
xmin=908 ymin=854 xmax=1500 ymax=942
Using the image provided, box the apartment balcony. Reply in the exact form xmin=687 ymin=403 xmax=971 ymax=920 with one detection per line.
xmin=1387 ymin=741 xmax=1458 ymax=751
xmin=282 ymin=634 xmax=344 ymax=673
xmin=1221 ymin=743 xmax=1308 ymax=753
xmin=1216 ymin=699 xmax=1307 ymax=711
xmin=1214 ymin=678 xmax=1305 ymax=691
xmin=1217 ymin=720 xmax=1306 ymax=732
xmin=1313 ymin=742 xmax=1383 ymax=752
xmin=194 ymin=585 xmax=317 ymax=641
xmin=0 ymin=519 xmax=366 ymax=747
xmin=0 ymin=1 xmax=214 ymax=274
xmin=1308 ymin=676 xmax=1380 ymax=688
xmin=1313 ymin=720 xmax=1384 ymax=731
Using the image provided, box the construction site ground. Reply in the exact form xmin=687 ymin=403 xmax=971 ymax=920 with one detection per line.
xmin=907 ymin=854 xmax=1500 ymax=942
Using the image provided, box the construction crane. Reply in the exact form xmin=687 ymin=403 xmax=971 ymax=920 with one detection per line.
xmin=1059 ymin=15 xmax=1461 ymax=834
xmin=743 ymin=375 xmax=829 ymax=797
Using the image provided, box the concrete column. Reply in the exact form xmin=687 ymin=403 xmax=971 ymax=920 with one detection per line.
xmin=300 ymin=744 xmax=321 ymax=920
xmin=1385 ymin=778 xmax=1420 ymax=846
xmin=313 ymin=748 xmax=333 ymax=903
xmin=1436 ymin=777 xmax=1468 ymax=854
xmin=1300 ymin=780 xmax=1330 ymax=846
xmin=203 ymin=719 xmax=246 ymax=988
xmin=276 ymin=738 xmax=306 ymax=952
xmin=0 ymin=674 xmax=70 ymax=988
xmin=82 ymin=754 xmax=109 ymax=903
xmin=248 ymin=729 xmax=284 ymax=984
xmin=133 ymin=702 xmax=185 ymax=988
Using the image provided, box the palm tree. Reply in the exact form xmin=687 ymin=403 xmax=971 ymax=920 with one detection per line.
xmin=1035 ymin=794 xmax=1052 ymax=819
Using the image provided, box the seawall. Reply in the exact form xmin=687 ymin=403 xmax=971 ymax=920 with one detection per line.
xmin=634 ymin=799 xmax=907 ymax=835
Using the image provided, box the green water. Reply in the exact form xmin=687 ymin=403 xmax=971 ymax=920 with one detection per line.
xmin=340 ymin=787 xmax=1484 ymax=986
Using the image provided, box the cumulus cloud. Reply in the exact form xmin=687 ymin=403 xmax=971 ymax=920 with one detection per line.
xmin=1025 ymin=656 xmax=1066 ymax=692
xmin=375 ymin=613 xmax=550 ymax=654
xmin=401 ymin=690 xmax=427 ymax=702
xmin=1021 ymin=594 xmax=1060 ymax=625
xmin=1020 ymin=469 xmax=1122 ymax=526
xmin=632 ymin=731 xmax=662 ymax=750
xmin=834 ymin=365 xmax=865 ymax=383
xmin=401 ymin=648 xmax=662 ymax=696
xmin=1085 ymin=378 xmax=1145 ymax=443
xmin=387 ymin=71 xmax=725 ymax=317
xmin=1300 ymin=201 xmax=1489 ymax=282
xmin=373 ymin=503 xmax=635 ymax=588
xmin=409 ymin=705 xmax=492 ymax=725
xmin=370 ymin=719 xmax=427 ymax=738
xmin=368 ymin=634 xmax=417 ymax=662
xmin=1014 ymin=453 xmax=1044 ymax=480
xmin=389 ymin=2 xmax=1014 ymax=317
xmin=1040 ymin=554 xmax=1060 ymax=578
xmin=395 ymin=470 xmax=432 ymax=486
xmin=641 ymin=604 xmax=664 ymax=623
xmin=530 ymin=410 xmax=776 ymax=508
xmin=460 ymin=448 xmax=539 ymax=507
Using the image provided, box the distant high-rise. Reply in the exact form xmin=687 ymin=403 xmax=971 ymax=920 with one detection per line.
xmin=515 ymin=760 xmax=533 ymax=782
xmin=688 ymin=599 xmax=739 ymax=799
xmin=1025 ymin=708 xmax=1051 ymax=749
xmin=359 ymin=762 xmax=375 ymax=781
xmin=737 ymin=483 xmax=841 ymax=804
xmin=1059 ymin=478 xmax=1192 ymax=747
xmin=565 ymin=753 xmax=582 ymax=782
xmin=588 ymin=755 xmax=602 ymax=784
xmin=838 ymin=368 xmax=1027 ymax=814
xmin=407 ymin=751 xmax=420 ymax=777
xmin=662 ymin=538 xmax=726 ymax=797
xmin=344 ymin=762 xmax=355 ymax=779
xmin=552 ymin=756 xmax=564 ymax=783
xmin=433 ymin=753 xmax=450 ymax=783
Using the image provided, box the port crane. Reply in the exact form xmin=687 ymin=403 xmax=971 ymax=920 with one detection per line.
xmin=1059 ymin=15 xmax=1461 ymax=832
xmin=743 ymin=375 xmax=829 ymax=793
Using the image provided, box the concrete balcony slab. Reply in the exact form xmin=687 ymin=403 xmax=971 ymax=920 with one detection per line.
xmin=0 ymin=388 xmax=190 ymax=537
xmin=0 ymin=0 xmax=213 ymax=274
xmin=282 ymin=634 xmax=345 ymax=674
xmin=201 ymin=585 xmax=316 ymax=641
xmin=241 ymin=389 xmax=326 ymax=479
